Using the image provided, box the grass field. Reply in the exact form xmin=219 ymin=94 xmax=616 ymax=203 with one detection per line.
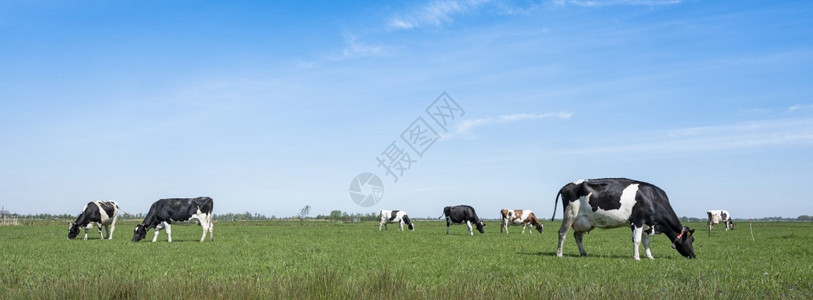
xmin=1 ymin=219 xmax=811 ymax=299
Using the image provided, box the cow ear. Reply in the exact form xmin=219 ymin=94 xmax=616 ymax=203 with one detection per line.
xmin=688 ymin=229 xmax=695 ymax=236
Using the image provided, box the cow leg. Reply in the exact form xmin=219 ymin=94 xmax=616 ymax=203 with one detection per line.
xmin=631 ymin=226 xmax=643 ymax=260
xmin=399 ymin=221 xmax=404 ymax=231
xmin=97 ymin=225 xmax=104 ymax=240
xmin=108 ymin=216 xmax=117 ymax=240
xmin=165 ymin=223 xmax=172 ymax=242
xmin=574 ymin=231 xmax=587 ymax=256
xmin=501 ymin=221 xmax=507 ymax=233
xmin=208 ymin=217 xmax=214 ymax=241
xmin=83 ymin=227 xmax=89 ymax=240
xmin=522 ymin=223 xmax=527 ymax=234
xmin=466 ymin=221 xmax=474 ymax=236
xmin=446 ymin=218 xmax=451 ymax=235
xmin=556 ymin=206 xmax=579 ymax=257
xmin=642 ymin=231 xmax=654 ymax=260
xmin=199 ymin=219 xmax=208 ymax=242
xmin=556 ymin=226 xmax=571 ymax=257
xmin=101 ymin=224 xmax=110 ymax=239
xmin=152 ymin=222 xmax=163 ymax=242
xmin=379 ymin=221 xmax=384 ymax=231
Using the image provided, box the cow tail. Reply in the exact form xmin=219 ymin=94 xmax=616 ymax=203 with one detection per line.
xmin=551 ymin=191 xmax=561 ymax=222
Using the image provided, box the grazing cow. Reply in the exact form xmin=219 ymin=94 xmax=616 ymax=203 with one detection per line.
xmin=707 ymin=209 xmax=734 ymax=232
xmin=68 ymin=201 xmax=120 ymax=240
xmin=379 ymin=210 xmax=414 ymax=231
xmin=440 ymin=205 xmax=485 ymax=235
xmin=500 ymin=209 xmax=543 ymax=234
xmin=552 ymin=178 xmax=696 ymax=260
xmin=132 ymin=197 xmax=214 ymax=242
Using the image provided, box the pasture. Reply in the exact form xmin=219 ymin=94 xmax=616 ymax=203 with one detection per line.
xmin=0 ymin=220 xmax=811 ymax=298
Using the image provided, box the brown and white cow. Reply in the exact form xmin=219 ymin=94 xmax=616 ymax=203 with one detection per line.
xmin=500 ymin=209 xmax=543 ymax=234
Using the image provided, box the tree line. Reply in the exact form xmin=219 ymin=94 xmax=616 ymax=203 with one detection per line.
xmin=680 ymin=215 xmax=813 ymax=222
xmin=5 ymin=211 xmax=812 ymax=222
xmin=4 ymin=208 xmax=382 ymax=222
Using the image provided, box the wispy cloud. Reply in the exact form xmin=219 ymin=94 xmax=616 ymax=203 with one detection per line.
xmin=787 ymin=104 xmax=813 ymax=113
xmin=564 ymin=118 xmax=813 ymax=155
xmin=388 ymin=0 xmax=491 ymax=30
xmin=328 ymin=34 xmax=389 ymax=61
xmin=456 ymin=112 xmax=574 ymax=134
xmin=555 ymin=0 xmax=682 ymax=7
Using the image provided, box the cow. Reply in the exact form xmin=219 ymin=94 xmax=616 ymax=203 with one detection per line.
xmin=379 ymin=210 xmax=414 ymax=231
xmin=500 ymin=209 xmax=543 ymax=234
xmin=68 ymin=201 xmax=120 ymax=240
xmin=551 ymin=178 xmax=696 ymax=260
xmin=440 ymin=205 xmax=485 ymax=235
xmin=132 ymin=197 xmax=214 ymax=242
xmin=707 ymin=209 xmax=734 ymax=233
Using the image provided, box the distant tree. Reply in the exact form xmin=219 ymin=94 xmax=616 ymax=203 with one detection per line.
xmin=299 ymin=205 xmax=311 ymax=225
xmin=329 ymin=210 xmax=342 ymax=221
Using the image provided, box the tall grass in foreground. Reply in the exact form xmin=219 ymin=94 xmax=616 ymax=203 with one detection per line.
xmin=1 ymin=220 xmax=811 ymax=298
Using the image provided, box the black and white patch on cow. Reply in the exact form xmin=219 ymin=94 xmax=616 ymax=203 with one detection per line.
xmin=552 ymin=178 xmax=696 ymax=260
xmin=500 ymin=209 xmax=543 ymax=234
xmin=132 ymin=197 xmax=214 ymax=243
xmin=379 ymin=210 xmax=414 ymax=231
xmin=440 ymin=205 xmax=485 ymax=235
xmin=707 ymin=209 xmax=734 ymax=233
xmin=68 ymin=201 xmax=119 ymax=240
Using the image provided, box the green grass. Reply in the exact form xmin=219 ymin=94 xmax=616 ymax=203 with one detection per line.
xmin=1 ymin=220 xmax=811 ymax=299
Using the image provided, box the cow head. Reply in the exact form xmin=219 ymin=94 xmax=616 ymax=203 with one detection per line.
xmin=728 ymin=219 xmax=735 ymax=230
xmin=67 ymin=223 xmax=81 ymax=240
xmin=402 ymin=215 xmax=415 ymax=231
xmin=534 ymin=223 xmax=544 ymax=234
xmin=475 ymin=220 xmax=486 ymax=234
xmin=132 ymin=224 xmax=147 ymax=242
xmin=672 ymin=226 xmax=696 ymax=258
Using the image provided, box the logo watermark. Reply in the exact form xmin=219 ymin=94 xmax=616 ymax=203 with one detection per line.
xmin=349 ymin=173 xmax=384 ymax=207
xmin=349 ymin=92 xmax=465 ymax=207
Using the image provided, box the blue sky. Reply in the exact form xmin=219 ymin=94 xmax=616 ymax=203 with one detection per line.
xmin=1 ymin=0 xmax=812 ymax=219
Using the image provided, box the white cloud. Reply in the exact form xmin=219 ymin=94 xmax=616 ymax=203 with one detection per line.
xmin=387 ymin=0 xmax=491 ymax=30
xmin=455 ymin=112 xmax=574 ymax=134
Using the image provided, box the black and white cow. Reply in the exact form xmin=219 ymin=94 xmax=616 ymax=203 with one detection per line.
xmin=379 ymin=210 xmax=414 ymax=231
xmin=440 ymin=205 xmax=485 ymax=235
xmin=552 ymin=178 xmax=696 ymax=260
xmin=68 ymin=201 xmax=120 ymax=240
xmin=132 ymin=197 xmax=214 ymax=242
xmin=707 ymin=209 xmax=734 ymax=232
